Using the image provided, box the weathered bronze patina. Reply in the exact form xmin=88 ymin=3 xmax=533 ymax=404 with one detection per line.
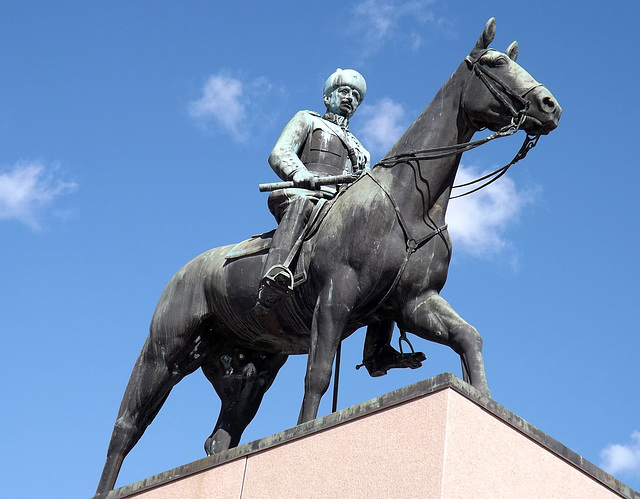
xmin=96 ymin=18 xmax=561 ymax=495
xmin=255 ymin=68 xmax=370 ymax=315
xmin=255 ymin=67 xmax=422 ymax=375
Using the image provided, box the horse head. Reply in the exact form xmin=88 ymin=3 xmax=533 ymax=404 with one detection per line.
xmin=461 ymin=18 xmax=562 ymax=136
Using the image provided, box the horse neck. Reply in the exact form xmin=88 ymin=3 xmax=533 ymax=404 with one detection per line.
xmin=377 ymin=64 xmax=475 ymax=226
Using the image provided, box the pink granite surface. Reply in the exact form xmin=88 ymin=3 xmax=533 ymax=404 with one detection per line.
xmin=441 ymin=390 xmax=616 ymax=498
xmin=242 ymin=389 xmax=449 ymax=498
xmin=118 ymin=383 xmax=628 ymax=499
xmin=129 ymin=458 xmax=245 ymax=499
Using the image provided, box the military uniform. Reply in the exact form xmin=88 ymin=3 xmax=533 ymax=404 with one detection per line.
xmin=255 ymin=69 xmax=369 ymax=314
xmin=267 ymin=110 xmax=369 ymax=222
xmin=254 ymin=110 xmax=370 ymax=315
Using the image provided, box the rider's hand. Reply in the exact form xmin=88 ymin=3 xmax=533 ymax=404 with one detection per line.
xmin=292 ymin=170 xmax=317 ymax=190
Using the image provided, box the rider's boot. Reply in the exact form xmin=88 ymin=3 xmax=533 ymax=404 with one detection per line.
xmin=360 ymin=344 xmax=426 ymax=377
xmin=254 ymin=194 xmax=315 ymax=315
xmin=254 ymin=264 xmax=294 ymax=316
xmin=360 ymin=321 xmax=426 ymax=377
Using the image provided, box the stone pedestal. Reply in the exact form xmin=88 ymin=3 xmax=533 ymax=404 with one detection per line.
xmin=103 ymin=373 xmax=638 ymax=499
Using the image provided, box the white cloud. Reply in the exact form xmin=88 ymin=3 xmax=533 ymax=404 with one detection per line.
xmin=601 ymin=431 xmax=640 ymax=476
xmin=351 ymin=0 xmax=438 ymax=55
xmin=188 ymin=72 xmax=273 ymax=141
xmin=409 ymin=32 xmax=423 ymax=51
xmin=188 ymin=73 xmax=245 ymax=139
xmin=358 ymin=98 xmax=535 ymax=262
xmin=0 ymin=161 xmax=77 ymax=230
xmin=358 ymin=98 xmax=407 ymax=157
xmin=446 ymin=164 xmax=538 ymax=259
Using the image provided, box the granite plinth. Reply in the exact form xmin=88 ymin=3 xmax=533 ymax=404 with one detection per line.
xmin=99 ymin=373 xmax=638 ymax=499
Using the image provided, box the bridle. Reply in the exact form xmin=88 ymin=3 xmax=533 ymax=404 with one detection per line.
xmin=375 ymin=49 xmax=542 ymax=198
xmin=468 ymin=50 xmax=544 ymax=121
xmin=351 ymin=49 xmax=545 ymax=322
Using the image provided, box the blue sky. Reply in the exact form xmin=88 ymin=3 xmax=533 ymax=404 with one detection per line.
xmin=2 ymin=1 xmax=639 ymax=497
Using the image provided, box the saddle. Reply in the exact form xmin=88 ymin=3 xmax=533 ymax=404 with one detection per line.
xmin=224 ymin=229 xmax=275 ymax=260
xmin=224 ymin=197 xmax=334 ymax=288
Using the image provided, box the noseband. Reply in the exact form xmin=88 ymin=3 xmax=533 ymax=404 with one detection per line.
xmin=466 ymin=50 xmax=543 ymax=122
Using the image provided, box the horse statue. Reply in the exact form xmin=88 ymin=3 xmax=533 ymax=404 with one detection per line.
xmin=96 ymin=18 xmax=561 ymax=495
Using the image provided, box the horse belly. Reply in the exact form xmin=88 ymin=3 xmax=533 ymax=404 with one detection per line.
xmin=204 ymin=251 xmax=313 ymax=354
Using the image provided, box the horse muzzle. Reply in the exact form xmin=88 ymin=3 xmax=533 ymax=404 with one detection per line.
xmin=524 ymin=86 xmax=562 ymax=135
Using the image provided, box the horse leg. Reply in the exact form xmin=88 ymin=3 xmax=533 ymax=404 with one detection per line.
xmin=96 ymin=331 xmax=203 ymax=495
xmin=201 ymin=346 xmax=288 ymax=455
xmin=298 ymin=271 xmax=356 ymax=424
xmin=401 ymin=291 xmax=491 ymax=397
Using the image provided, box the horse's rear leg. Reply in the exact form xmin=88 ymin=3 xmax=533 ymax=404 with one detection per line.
xmin=402 ymin=291 xmax=491 ymax=397
xmin=96 ymin=333 xmax=202 ymax=495
xmin=201 ymin=345 xmax=287 ymax=454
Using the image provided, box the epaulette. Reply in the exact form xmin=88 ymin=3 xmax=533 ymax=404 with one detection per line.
xmin=307 ymin=110 xmax=321 ymax=117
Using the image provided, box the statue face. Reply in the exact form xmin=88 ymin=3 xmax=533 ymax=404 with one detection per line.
xmin=323 ymin=85 xmax=361 ymax=118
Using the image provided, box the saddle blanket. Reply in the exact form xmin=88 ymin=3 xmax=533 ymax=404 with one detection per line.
xmin=224 ymin=229 xmax=275 ymax=260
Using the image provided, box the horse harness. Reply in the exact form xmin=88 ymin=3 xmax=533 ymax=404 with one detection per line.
xmin=346 ymin=50 xmax=545 ymax=318
xmin=278 ymin=49 xmax=543 ymax=318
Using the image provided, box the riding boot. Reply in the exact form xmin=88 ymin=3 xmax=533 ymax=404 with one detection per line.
xmin=359 ymin=320 xmax=426 ymax=377
xmin=255 ymin=194 xmax=314 ymax=315
xmin=360 ymin=345 xmax=427 ymax=377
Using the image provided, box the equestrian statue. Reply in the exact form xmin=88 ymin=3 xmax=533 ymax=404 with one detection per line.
xmin=96 ymin=18 xmax=561 ymax=495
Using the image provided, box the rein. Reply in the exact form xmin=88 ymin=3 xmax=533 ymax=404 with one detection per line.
xmin=376 ymin=49 xmax=542 ymax=199
xmin=450 ymin=132 xmax=539 ymax=198
xmin=356 ymin=51 xmax=542 ymax=320
xmin=375 ymin=118 xmax=522 ymax=168
xmin=376 ymin=115 xmax=539 ymax=199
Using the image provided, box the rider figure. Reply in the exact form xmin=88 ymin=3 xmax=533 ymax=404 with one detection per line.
xmin=255 ymin=68 xmax=370 ymax=313
xmin=256 ymin=68 xmax=425 ymax=376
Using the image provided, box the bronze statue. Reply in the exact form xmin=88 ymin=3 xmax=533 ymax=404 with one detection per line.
xmin=256 ymin=68 xmax=424 ymax=375
xmin=96 ymin=18 xmax=561 ymax=495
xmin=256 ymin=68 xmax=370 ymax=313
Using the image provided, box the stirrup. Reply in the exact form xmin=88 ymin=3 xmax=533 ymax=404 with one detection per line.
xmin=254 ymin=265 xmax=294 ymax=315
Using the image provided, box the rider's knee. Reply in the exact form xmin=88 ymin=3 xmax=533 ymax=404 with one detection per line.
xmin=268 ymin=189 xmax=317 ymax=222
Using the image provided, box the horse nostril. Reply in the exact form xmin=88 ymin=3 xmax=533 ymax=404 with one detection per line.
xmin=542 ymin=96 xmax=555 ymax=110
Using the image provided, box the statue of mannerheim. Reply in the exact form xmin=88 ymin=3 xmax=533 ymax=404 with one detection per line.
xmin=95 ymin=19 xmax=561 ymax=496
xmin=256 ymin=68 xmax=424 ymax=375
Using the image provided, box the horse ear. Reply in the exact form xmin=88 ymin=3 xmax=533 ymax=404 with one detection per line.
xmin=477 ymin=17 xmax=496 ymax=50
xmin=506 ymin=41 xmax=519 ymax=61
xmin=468 ymin=17 xmax=496 ymax=63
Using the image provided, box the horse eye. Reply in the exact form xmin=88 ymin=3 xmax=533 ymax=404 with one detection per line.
xmin=493 ymin=56 xmax=508 ymax=66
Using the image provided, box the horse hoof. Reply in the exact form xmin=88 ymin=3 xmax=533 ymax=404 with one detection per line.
xmin=205 ymin=428 xmax=232 ymax=455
